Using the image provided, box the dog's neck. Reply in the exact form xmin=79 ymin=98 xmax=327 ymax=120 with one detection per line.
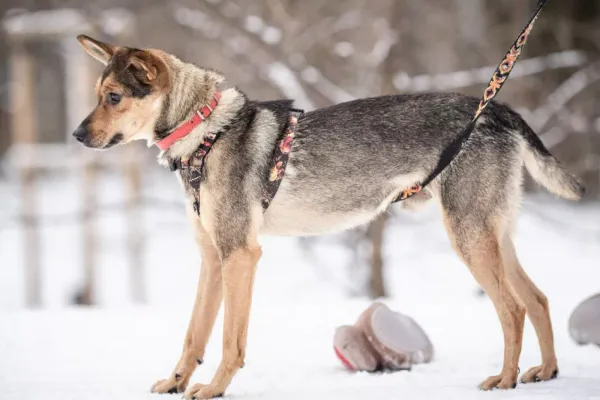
xmin=155 ymin=59 xmax=246 ymax=165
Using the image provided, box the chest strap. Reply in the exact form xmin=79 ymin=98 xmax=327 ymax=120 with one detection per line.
xmin=170 ymin=130 xmax=220 ymax=214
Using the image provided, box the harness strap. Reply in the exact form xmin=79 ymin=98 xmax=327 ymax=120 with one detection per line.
xmin=393 ymin=0 xmax=549 ymax=203
xmin=262 ymin=109 xmax=304 ymax=211
xmin=173 ymin=109 xmax=303 ymax=215
xmin=174 ymin=131 xmax=221 ymax=215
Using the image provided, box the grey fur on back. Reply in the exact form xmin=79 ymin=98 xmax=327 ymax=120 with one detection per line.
xmin=258 ymin=92 xmax=584 ymax=235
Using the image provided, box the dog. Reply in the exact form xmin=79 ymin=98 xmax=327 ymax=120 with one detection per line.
xmin=73 ymin=35 xmax=585 ymax=398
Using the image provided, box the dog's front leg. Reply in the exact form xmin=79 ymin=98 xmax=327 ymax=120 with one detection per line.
xmin=183 ymin=242 xmax=261 ymax=399
xmin=152 ymin=213 xmax=223 ymax=394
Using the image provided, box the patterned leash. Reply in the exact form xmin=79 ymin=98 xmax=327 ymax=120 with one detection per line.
xmin=393 ymin=0 xmax=550 ymax=202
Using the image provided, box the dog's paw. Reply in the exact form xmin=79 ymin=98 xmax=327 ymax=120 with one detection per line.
xmin=183 ymin=383 xmax=224 ymax=399
xmin=520 ymin=364 xmax=559 ymax=384
xmin=150 ymin=374 xmax=190 ymax=394
xmin=479 ymin=374 xmax=518 ymax=391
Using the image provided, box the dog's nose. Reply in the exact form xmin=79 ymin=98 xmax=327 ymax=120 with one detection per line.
xmin=72 ymin=125 xmax=88 ymax=143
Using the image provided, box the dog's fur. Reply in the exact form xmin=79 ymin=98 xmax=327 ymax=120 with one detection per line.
xmin=73 ymin=35 xmax=585 ymax=398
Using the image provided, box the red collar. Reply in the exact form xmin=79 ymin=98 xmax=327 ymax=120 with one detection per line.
xmin=155 ymin=92 xmax=221 ymax=151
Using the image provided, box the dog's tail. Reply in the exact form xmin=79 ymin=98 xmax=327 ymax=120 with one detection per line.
xmin=520 ymin=120 xmax=585 ymax=201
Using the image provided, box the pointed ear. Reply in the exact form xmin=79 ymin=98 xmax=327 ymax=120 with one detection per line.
xmin=77 ymin=35 xmax=116 ymax=65
xmin=128 ymin=51 xmax=170 ymax=88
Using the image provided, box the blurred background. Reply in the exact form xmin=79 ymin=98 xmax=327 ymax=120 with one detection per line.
xmin=0 ymin=0 xmax=599 ymax=309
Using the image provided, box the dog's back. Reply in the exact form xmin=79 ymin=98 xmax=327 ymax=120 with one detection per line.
xmin=261 ymin=92 xmax=584 ymax=236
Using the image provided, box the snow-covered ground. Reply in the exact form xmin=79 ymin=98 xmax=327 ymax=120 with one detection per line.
xmin=1 ymin=171 xmax=600 ymax=399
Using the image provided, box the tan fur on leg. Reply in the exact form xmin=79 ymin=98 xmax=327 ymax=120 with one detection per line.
xmin=152 ymin=210 xmax=223 ymax=394
xmin=500 ymin=236 xmax=559 ymax=384
xmin=184 ymin=244 xmax=261 ymax=400
xmin=443 ymin=215 xmax=525 ymax=390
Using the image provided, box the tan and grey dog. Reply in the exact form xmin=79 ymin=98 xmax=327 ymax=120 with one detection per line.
xmin=73 ymin=35 xmax=585 ymax=398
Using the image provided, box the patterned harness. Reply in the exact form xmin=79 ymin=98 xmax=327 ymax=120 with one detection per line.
xmin=168 ymin=0 xmax=548 ymax=214
xmin=168 ymin=109 xmax=303 ymax=215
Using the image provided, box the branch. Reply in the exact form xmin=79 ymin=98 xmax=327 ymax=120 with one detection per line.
xmin=267 ymin=62 xmax=316 ymax=109
xmin=532 ymin=62 xmax=600 ymax=134
xmin=173 ymin=4 xmax=327 ymax=108
xmin=393 ymin=50 xmax=588 ymax=92
xmin=195 ymin=1 xmax=357 ymax=105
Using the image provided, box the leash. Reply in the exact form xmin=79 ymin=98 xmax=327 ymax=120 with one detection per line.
xmin=393 ymin=0 xmax=550 ymax=202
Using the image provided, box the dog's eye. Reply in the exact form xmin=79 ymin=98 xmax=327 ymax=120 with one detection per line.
xmin=108 ymin=92 xmax=121 ymax=105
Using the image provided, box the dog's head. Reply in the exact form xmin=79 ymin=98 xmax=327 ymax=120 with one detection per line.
xmin=72 ymin=35 xmax=171 ymax=149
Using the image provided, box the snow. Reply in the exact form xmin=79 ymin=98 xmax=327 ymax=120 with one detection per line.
xmin=261 ymin=26 xmax=282 ymax=45
xmin=174 ymin=8 xmax=213 ymax=32
xmin=99 ymin=9 xmax=135 ymax=37
xmin=267 ymin=63 xmax=315 ymax=110
xmin=334 ymin=42 xmax=355 ymax=58
xmin=244 ymin=15 xmax=264 ymax=34
xmin=300 ymin=66 xmax=355 ymax=104
xmin=1 ymin=170 xmax=600 ymax=400
xmin=301 ymin=66 xmax=320 ymax=84
xmin=241 ymin=15 xmax=281 ymax=44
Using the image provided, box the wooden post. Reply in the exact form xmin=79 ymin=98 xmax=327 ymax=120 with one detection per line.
xmin=77 ymin=160 xmax=97 ymax=306
xmin=125 ymin=147 xmax=146 ymax=304
xmin=367 ymin=213 xmax=387 ymax=299
xmin=10 ymin=41 xmax=42 ymax=308
xmin=10 ymin=43 xmax=36 ymax=144
xmin=21 ymin=168 xmax=41 ymax=307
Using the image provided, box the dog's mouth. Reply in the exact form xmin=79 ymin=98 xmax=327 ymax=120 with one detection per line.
xmin=102 ymin=133 xmax=124 ymax=149
xmin=76 ymin=133 xmax=124 ymax=151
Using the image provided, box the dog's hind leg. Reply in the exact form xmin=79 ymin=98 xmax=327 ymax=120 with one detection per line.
xmin=442 ymin=210 xmax=525 ymax=390
xmin=500 ymin=236 xmax=558 ymax=384
xmin=152 ymin=210 xmax=223 ymax=394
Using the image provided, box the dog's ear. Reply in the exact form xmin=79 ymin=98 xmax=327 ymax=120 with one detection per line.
xmin=128 ymin=51 xmax=170 ymax=88
xmin=77 ymin=35 xmax=116 ymax=65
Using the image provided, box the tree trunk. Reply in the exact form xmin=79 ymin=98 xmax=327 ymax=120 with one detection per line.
xmin=367 ymin=213 xmax=387 ymax=298
xmin=75 ymin=162 xmax=97 ymax=306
